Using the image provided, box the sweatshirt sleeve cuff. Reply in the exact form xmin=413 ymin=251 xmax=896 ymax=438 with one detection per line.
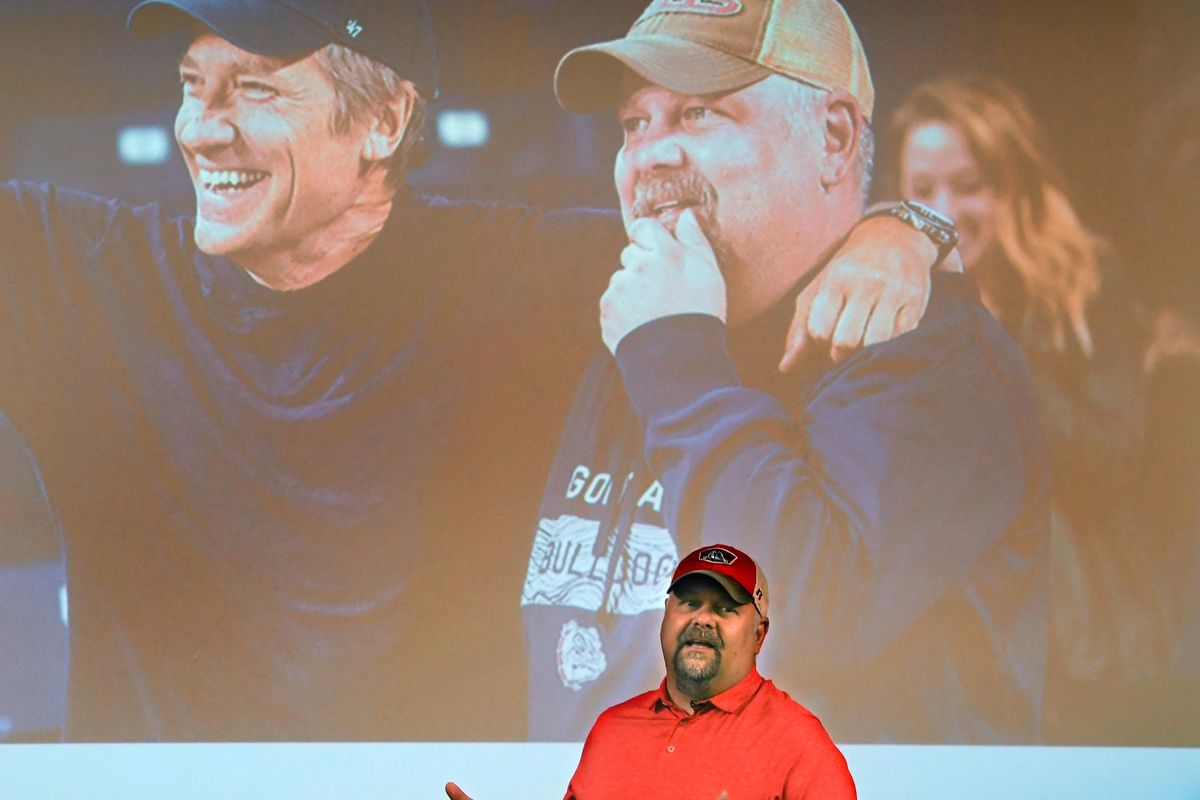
xmin=614 ymin=313 xmax=741 ymax=424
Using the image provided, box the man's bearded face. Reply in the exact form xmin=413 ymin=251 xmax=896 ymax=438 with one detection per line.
xmin=613 ymin=74 xmax=829 ymax=324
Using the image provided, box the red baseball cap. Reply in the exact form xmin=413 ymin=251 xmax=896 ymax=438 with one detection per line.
xmin=669 ymin=543 xmax=769 ymax=618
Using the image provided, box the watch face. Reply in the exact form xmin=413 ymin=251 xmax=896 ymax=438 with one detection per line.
xmin=892 ymin=200 xmax=959 ymax=257
xmin=868 ymin=201 xmax=960 ymax=261
xmin=905 ymin=200 xmax=957 ymax=231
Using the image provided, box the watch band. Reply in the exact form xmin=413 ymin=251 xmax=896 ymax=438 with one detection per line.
xmin=864 ymin=200 xmax=960 ymax=266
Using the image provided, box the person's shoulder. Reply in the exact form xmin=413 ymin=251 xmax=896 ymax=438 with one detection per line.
xmin=568 ymin=689 xmax=655 ymax=758
xmin=750 ymin=679 xmax=847 ymax=753
xmin=6 ymin=179 xmax=178 ymax=214
xmin=599 ymin=687 xmax=660 ymax=719
xmin=580 ymin=688 xmax=659 ymax=737
xmin=829 ymin=271 xmax=1026 ymax=386
xmin=913 ymin=272 xmax=1014 ymax=351
xmin=3 ymin=180 xmax=150 ymax=223
xmin=753 ymin=679 xmax=823 ymax=725
xmin=1 ymin=180 xmax=194 ymax=257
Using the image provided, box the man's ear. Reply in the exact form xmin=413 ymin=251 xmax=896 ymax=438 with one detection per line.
xmin=361 ymin=81 xmax=419 ymax=164
xmin=754 ymin=615 xmax=769 ymax=654
xmin=820 ymin=90 xmax=863 ymax=190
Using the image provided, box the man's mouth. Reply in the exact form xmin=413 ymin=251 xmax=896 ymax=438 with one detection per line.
xmin=631 ymin=171 xmax=714 ymax=224
xmin=198 ymin=168 xmax=269 ymax=193
xmin=680 ymin=632 xmax=720 ymax=651
xmin=648 ymin=198 xmax=697 ymax=219
xmin=636 ymin=193 xmax=703 ymax=221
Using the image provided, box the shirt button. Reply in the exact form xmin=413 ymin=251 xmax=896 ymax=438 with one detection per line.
xmin=667 ymin=745 xmax=675 ymax=753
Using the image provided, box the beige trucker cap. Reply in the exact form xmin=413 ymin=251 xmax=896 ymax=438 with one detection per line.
xmin=555 ymin=0 xmax=874 ymax=121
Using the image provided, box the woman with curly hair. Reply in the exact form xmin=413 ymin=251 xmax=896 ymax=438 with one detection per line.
xmin=888 ymin=76 xmax=1179 ymax=744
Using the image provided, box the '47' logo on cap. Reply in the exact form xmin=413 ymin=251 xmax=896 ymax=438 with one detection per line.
xmin=645 ymin=0 xmax=744 ymax=17
xmin=699 ymin=547 xmax=737 ymax=565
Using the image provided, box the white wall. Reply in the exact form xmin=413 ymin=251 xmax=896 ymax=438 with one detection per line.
xmin=1 ymin=743 xmax=1198 ymax=800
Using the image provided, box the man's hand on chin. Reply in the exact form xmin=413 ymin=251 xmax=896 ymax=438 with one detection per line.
xmin=600 ymin=208 xmax=726 ymax=355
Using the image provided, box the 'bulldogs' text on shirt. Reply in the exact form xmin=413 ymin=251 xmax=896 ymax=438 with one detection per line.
xmin=521 ymin=515 xmax=678 ymax=615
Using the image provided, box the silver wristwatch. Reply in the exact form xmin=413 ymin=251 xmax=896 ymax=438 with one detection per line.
xmin=865 ymin=200 xmax=960 ymax=266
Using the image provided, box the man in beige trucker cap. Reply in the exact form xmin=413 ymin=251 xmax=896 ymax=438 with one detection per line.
xmin=518 ymin=0 xmax=1048 ymax=751
xmin=556 ymin=0 xmax=883 ymax=337
xmin=556 ymin=0 xmax=873 ymax=120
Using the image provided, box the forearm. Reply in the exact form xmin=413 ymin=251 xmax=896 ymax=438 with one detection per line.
xmin=0 ymin=181 xmax=113 ymax=413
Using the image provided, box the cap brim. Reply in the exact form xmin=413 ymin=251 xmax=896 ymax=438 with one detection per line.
xmin=555 ymin=36 xmax=773 ymax=113
xmin=127 ymin=0 xmax=330 ymax=60
xmin=669 ymin=570 xmax=754 ymax=606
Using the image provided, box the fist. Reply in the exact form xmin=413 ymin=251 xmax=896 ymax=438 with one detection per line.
xmin=600 ymin=208 xmax=727 ymax=354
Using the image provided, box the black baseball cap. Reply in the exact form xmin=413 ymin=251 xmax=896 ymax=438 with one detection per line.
xmin=127 ymin=0 xmax=439 ymax=99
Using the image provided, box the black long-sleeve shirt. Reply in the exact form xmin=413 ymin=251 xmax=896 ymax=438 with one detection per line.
xmin=0 ymin=181 xmax=622 ymax=740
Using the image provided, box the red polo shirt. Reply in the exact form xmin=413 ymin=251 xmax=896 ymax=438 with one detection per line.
xmin=564 ymin=669 xmax=855 ymax=799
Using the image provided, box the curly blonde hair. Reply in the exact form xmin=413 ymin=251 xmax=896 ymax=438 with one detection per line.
xmin=888 ymin=76 xmax=1104 ymax=356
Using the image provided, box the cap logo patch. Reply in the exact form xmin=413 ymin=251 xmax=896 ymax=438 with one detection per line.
xmin=644 ymin=0 xmax=744 ymax=18
xmin=699 ymin=547 xmax=737 ymax=565
xmin=345 ymin=19 xmax=363 ymax=38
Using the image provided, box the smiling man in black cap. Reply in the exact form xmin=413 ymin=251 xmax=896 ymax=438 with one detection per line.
xmin=130 ymin=0 xmax=438 ymax=289
xmin=0 ymin=0 xmax=952 ymax=740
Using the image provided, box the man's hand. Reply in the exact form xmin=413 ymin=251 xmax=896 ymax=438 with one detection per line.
xmin=779 ymin=213 xmax=963 ymax=370
xmin=600 ymin=208 xmax=726 ymax=354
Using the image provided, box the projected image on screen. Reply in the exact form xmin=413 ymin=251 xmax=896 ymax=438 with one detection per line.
xmin=0 ymin=0 xmax=1195 ymax=772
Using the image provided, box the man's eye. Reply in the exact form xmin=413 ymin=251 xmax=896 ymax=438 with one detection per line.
xmin=237 ymin=80 xmax=278 ymax=100
xmin=620 ymin=116 xmax=647 ymax=134
xmin=682 ymin=106 xmax=716 ymax=123
xmin=179 ymin=73 xmax=201 ymax=94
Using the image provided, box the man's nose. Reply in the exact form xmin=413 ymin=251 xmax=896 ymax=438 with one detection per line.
xmin=631 ymin=129 xmax=686 ymax=172
xmin=177 ymin=100 xmax=236 ymax=153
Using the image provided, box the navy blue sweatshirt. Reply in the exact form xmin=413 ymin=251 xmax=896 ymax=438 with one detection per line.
xmin=522 ymin=273 xmax=1051 ymax=743
xmin=0 ymin=181 xmax=623 ymax=740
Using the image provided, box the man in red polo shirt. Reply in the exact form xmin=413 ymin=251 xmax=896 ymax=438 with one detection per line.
xmin=562 ymin=544 xmax=854 ymax=798
xmin=447 ymin=544 xmax=854 ymax=799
